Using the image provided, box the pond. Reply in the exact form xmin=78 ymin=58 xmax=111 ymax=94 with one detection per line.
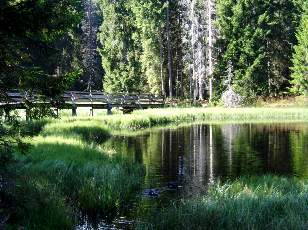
xmin=78 ymin=122 xmax=308 ymax=229
xmin=108 ymin=123 xmax=308 ymax=196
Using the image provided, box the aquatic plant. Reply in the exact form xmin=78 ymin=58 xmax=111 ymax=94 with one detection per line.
xmin=4 ymin=120 xmax=143 ymax=229
xmin=55 ymin=107 xmax=308 ymax=132
xmin=137 ymin=175 xmax=308 ymax=230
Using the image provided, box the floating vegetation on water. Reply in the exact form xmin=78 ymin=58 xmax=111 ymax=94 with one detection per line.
xmin=143 ymin=182 xmax=184 ymax=198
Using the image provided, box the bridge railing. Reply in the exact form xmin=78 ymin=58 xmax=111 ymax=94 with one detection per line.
xmin=1 ymin=91 xmax=165 ymax=108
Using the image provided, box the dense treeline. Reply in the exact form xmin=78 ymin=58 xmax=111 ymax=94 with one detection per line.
xmin=0 ymin=0 xmax=84 ymax=97
xmin=98 ymin=0 xmax=308 ymax=100
xmin=0 ymin=0 xmax=104 ymax=97
xmin=0 ymin=0 xmax=307 ymax=100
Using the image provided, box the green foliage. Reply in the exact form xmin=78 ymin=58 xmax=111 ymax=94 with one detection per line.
xmin=0 ymin=0 xmax=83 ymax=96
xmin=215 ymin=0 xmax=301 ymax=99
xmin=98 ymin=0 xmax=144 ymax=93
xmin=0 ymin=119 xmax=143 ymax=228
xmin=98 ymin=0 xmax=184 ymax=97
xmin=96 ymin=0 xmax=307 ymax=100
xmin=137 ymin=175 xmax=308 ymax=230
xmin=132 ymin=0 xmax=166 ymax=95
xmin=291 ymin=15 xmax=308 ymax=95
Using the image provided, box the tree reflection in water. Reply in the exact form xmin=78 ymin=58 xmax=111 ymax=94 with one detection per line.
xmin=106 ymin=123 xmax=308 ymax=196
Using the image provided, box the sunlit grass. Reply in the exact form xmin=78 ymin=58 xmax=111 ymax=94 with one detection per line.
xmin=10 ymin=107 xmax=308 ymax=228
xmin=137 ymin=175 xmax=308 ymax=230
xmin=23 ymin=135 xmax=143 ymax=215
xmin=54 ymin=107 xmax=308 ymax=132
xmin=11 ymin=118 xmax=143 ymax=229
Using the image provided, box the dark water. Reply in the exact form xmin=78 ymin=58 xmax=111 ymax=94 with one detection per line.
xmin=108 ymin=123 xmax=308 ymax=194
xmin=77 ymin=123 xmax=308 ymax=229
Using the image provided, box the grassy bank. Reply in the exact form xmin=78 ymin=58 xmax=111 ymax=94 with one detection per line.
xmin=5 ymin=120 xmax=143 ymax=229
xmin=47 ymin=107 xmax=308 ymax=134
xmin=5 ymin=107 xmax=308 ymax=228
xmin=137 ymin=175 xmax=308 ymax=230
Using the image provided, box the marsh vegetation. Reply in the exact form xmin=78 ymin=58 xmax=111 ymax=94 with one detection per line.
xmin=2 ymin=108 xmax=308 ymax=229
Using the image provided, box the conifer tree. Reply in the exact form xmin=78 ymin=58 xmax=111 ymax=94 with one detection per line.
xmin=291 ymin=15 xmax=308 ymax=95
xmin=98 ymin=0 xmax=143 ymax=93
xmin=215 ymin=0 xmax=301 ymax=99
xmin=132 ymin=0 xmax=166 ymax=96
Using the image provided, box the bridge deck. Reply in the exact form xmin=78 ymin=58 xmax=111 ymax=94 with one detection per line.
xmin=0 ymin=91 xmax=165 ymax=112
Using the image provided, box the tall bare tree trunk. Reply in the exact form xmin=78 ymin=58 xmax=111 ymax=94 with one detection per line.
xmin=159 ymin=34 xmax=165 ymax=97
xmin=190 ymin=0 xmax=196 ymax=100
xmin=166 ymin=1 xmax=173 ymax=98
xmin=207 ymin=0 xmax=214 ymax=102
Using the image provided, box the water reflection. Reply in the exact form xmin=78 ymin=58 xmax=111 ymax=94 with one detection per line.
xmin=107 ymin=123 xmax=308 ymax=193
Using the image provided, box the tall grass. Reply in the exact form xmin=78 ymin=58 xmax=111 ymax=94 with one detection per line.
xmin=22 ymin=136 xmax=143 ymax=217
xmin=41 ymin=119 xmax=110 ymax=144
xmin=6 ymin=107 xmax=308 ymax=228
xmin=7 ymin=119 xmax=143 ymax=229
xmin=54 ymin=107 xmax=308 ymax=132
xmin=137 ymin=175 xmax=308 ymax=230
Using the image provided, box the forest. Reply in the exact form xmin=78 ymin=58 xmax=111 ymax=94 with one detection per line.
xmin=1 ymin=0 xmax=308 ymax=229
xmin=1 ymin=0 xmax=307 ymax=102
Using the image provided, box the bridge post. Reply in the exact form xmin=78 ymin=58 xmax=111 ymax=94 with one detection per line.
xmin=72 ymin=105 xmax=77 ymax=116
xmin=89 ymin=92 xmax=94 ymax=117
xmin=107 ymin=103 xmax=112 ymax=115
xmin=4 ymin=107 xmax=10 ymax=122
xmin=54 ymin=108 xmax=59 ymax=118
xmin=25 ymin=109 xmax=31 ymax=121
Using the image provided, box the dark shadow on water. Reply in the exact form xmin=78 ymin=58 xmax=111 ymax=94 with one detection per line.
xmin=107 ymin=123 xmax=308 ymax=198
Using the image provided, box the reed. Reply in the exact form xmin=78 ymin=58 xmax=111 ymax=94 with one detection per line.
xmin=8 ymin=120 xmax=143 ymax=229
xmin=54 ymin=107 xmax=308 ymax=132
xmin=137 ymin=175 xmax=308 ymax=230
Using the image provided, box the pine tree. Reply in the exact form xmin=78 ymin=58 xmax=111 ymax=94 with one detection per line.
xmin=0 ymin=0 xmax=82 ymax=96
xmin=215 ymin=0 xmax=301 ymax=99
xmin=77 ymin=0 xmax=103 ymax=91
xmin=98 ymin=0 xmax=143 ymax=93
xmin=291 ymin=15 xmax=308 ymax=95
xmin=132 ymin=0 xmax=166 ymax=96
xmin=130 ymin=0 xmax=184 ymax=98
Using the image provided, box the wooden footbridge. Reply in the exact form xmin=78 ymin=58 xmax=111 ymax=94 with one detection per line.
xmin=0 ymin=90 xmax=165 ymax=116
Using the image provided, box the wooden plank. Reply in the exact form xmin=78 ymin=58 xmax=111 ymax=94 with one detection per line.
xmin=1 ymin=91 xmax=165 ymax=110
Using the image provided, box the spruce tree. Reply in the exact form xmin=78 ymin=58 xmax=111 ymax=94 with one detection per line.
xmin=132 ymin=0 xmax=166 ymax=96
xmin=215 ymin=0 xmax=301 ymax=99
xmin=98 ymin=0 xmax=143 ymax=93
xmin=291 ymin=15 xmax=308 ymax=95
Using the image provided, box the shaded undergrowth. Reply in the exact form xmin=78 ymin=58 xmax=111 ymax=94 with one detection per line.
xmin=4 ymin=107 xmax=308 ymax=229
xmin=137 ymin=175 xmax=308 ymax=230
xmin=4 ymin=120 xmax=143 ymax=229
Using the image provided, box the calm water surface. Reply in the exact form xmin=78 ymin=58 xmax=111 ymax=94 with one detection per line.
xmin=77 ymin=123 xmax=308 ymax=229
xmin=108 ymin=123 xmax=308 ymax=193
